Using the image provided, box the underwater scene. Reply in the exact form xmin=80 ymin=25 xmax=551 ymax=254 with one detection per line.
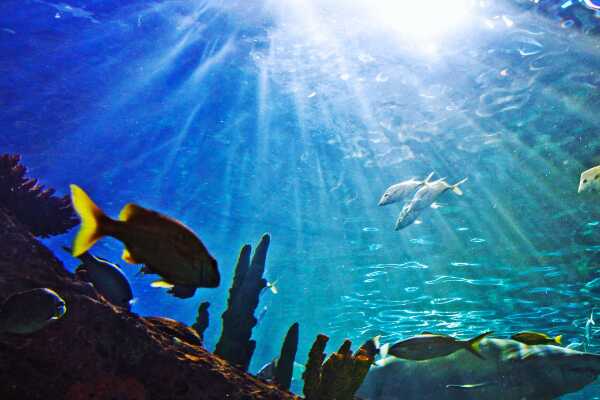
xmin=2 ymin=0 xmax=600 ymax=399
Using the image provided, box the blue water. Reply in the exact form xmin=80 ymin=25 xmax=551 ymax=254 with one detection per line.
xmin=2 ymin=0 xmax=600 ymax=397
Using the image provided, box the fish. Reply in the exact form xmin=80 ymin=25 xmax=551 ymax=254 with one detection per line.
xmin=409 ymin=177 xmax=468 ymax=212
xmin=386 ymin=331 xmax=492 ymax=361
xmin=0 ymin=288 xmax=66 ymax=334
xmin=510 ymin=331 xmax=562 ymax=346
xmin=256 ymin=358 xmax=305 ymax=382
xmin=578 ymin=165 xmax=600 ymax=194
xmin=585 ymin=309 xmax=595 ymax=352
xmin=69 ymin=184 xmax=220 ymax=299
xmin=394 ymin=202 xmax=423 ymax=230
xmin=261 ymin=279 xmax=279 ymax=295
xmin=358 ymin=337 xmax=600 ymax=400
xmin=378 ymin=172 xmax=435 ymax=206
xmin=63 ymin=246 xmax=134 ymax=309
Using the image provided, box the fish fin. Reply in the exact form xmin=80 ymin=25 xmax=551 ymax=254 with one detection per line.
xmin=451 ymin=178 xmax=468 ymax=196
xmin=151 ymin=280 xmax=174 ymax=289
xmin=70 ymin=184 xmax=109 ymax=257
xmin=119 ymin=203 xmax=152 ymax=222
xmin=168 ymin=285 xmax=197 ymax=299
xmin=423 ymin=171 xmax=435 ymax=184
xmin=379 ymin=343 xmax=390 ymax=358
xmin=122 ymin=248 xmax=140 ymax=264
xmin=465 ymin=331 xmax=493 ymax=359
xmin=555 ymin=335 xmax=563 ymax=345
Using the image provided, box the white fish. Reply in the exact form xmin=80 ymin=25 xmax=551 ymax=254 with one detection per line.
xmin=379 ymin=172 xmax=435 ymax=206
xmin=394 ymin=202 xmax=424 ymax=231
xmin=410 ymin=177 xmax=468 ymax=212
xmin=578 ymin=165 xmax=600 ymax=194
xmin=585 ymin=309 xmax=595 ymax=351
xmin=257 ymin=358 xmax=305 ymax=382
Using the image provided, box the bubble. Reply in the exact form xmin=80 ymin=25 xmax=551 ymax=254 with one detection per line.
xmin=561 ymin=19 xmax=575 ymax=29
xmin=375 ymin=72 xmax=389 ymax=82
xmin=362 ymin=227 xmax=379 ymax=232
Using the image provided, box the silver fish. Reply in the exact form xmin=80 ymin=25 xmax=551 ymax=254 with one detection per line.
xmin=379 ymin=172 xmax=434 ymax=206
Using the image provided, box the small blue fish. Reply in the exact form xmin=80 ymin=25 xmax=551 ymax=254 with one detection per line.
xmin=64 ymin=246 xmax=134 ymax=309
xmin=0 ymin=288 xmax=66 ymax=334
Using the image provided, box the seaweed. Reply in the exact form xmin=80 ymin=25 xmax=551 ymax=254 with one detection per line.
xmin=273 ymin=322 xmax=299 ymax=390
xmin=214 ymin=233 xmax=270 ymax=370
xmin=192 ymin=301 xmax=210 ymax=340
xmin=302 ymin=335 xmax=374 ymax=400
xmin=0 ymin=154 xmax=77 ymax=237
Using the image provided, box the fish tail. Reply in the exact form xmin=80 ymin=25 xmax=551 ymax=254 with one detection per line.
xmin=555 ymin=335 xmax=563 ymax=345
xmin=465 ymin=331 xmax=493 ymax=359
xmin=379 ymin=342 xmax=390 ymax=358
xmin=70 ymin=184 xmax=111 ymax=257
xmin=424 ymin=171 xmax=435 ymax=184
xmin=451 ymin=177 xmax=468 ymax=196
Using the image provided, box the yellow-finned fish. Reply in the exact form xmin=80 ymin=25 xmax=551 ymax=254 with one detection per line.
xmin=510 ymin=331 xmax=562 ymax=346
xmin=69 ymin=184 xmax=220 ymax=298
xmin=386 ymin=331 xmax=493 ymax=361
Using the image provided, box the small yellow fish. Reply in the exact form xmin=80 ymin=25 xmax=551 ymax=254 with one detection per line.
xmin=578 ymin=165 xmax=600 ymax=193
xmin=511 ymin=331 xmax=562 ymax=346
xmin=70 ymin=184 xmax=220 ymax=298
xmin=386 ymin=331 xmax=492 ymax=361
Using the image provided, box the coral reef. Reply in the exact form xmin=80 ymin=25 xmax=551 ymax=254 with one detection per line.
xmin=192 ymin=301 xmax=210 ymax=340
xmin=0 ymin=209 xmax=296 ymax=400
xmin=215 ymin=234 xmax=270 ymax=370
xmin=302 ymin=334 xmax=374 ymax=400
xmin=0 ymin=154 xmax=77 ymax=237
xmin=273 ymin=322 xmax=299 ymax=390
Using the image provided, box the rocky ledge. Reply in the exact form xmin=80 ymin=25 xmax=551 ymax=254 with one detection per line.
xmin=0 ymin=207 xmax=297 ymax=400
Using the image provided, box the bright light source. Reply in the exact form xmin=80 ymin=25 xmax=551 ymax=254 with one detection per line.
xmin=368 ymin=0 xmax=473 ymax=39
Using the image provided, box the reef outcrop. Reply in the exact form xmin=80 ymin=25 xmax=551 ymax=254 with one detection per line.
xmin=0 ymin=208 xmax=296 ymax=399
xmin=302 ymin=335 xmax=374 ymax=400
xmin=0 ymin=154 xmax=77 ymax=237
xmin=215 ymin=234 xmax=270 ymax=370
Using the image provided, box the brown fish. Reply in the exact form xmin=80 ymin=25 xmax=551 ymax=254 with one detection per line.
xmin=386 ymin=331 xmax=492 ymax=361
xmin=70 ymin=184 xmax=219 ymax=298
xmin=511 ymin=331 xmax=562 ymax=346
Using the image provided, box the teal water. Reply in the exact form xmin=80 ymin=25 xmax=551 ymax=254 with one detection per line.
xmin=2 ymin=0 xmax=600 ymax=397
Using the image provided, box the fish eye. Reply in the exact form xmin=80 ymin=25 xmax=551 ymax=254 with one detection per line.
xmin=595 ymin=175 xmax=600 ymax=180
xmin=584 ymin=179 xmax=588 ymax=183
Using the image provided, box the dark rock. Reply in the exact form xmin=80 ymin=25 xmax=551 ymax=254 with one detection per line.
xmin=0 ymin=209 xmax=297 ymax=400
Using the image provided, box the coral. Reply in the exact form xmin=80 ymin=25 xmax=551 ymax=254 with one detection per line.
xmin=0 ymin=154 xmax=77 ymax=237
xmin=214 ymin=234 xmax=270 ymax=370
xmin=302 ymin=335 xmax=374 ymax=400
xmin=0 ymin=209 xmax=296 ymax=400
xmin=273 ymin=322 xmax=299 ymax=390
xmin=192 ymin=301 xmax=210 ymax=340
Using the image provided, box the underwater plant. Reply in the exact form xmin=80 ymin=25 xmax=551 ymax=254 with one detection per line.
xmin=303 ymin=334 xmax=373 ymax=400
xmin=214 ymin=234 xmax=270 ymax=370
xmin=273 ymin=322 xmax=300 ymax=390
xmin=0 ymin=154 xmax=77 ymax=237
xmin=192 ymin=301 xmax=210 ymax=340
